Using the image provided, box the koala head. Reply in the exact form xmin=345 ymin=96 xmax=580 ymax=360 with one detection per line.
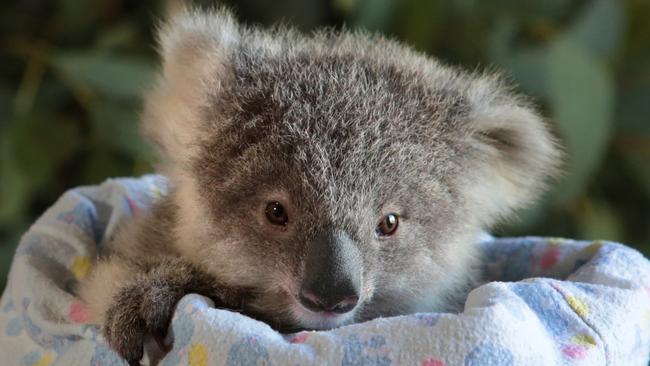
xmin=142 ymin=8 xmax=560 ymax=331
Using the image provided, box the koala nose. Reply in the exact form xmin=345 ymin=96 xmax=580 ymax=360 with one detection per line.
xmin=299 ymin=287 xmax=359 ymax=314
xmin=299 ymin=230 xmax=362 ymax=314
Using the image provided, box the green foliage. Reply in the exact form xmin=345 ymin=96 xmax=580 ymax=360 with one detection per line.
xmin=1 ymin=0 xmax=649 ymax=288
xmin=546 ymin=37 xmax=614 ymax=203
xmin=51 ymin=51 xmax=155 ymax=101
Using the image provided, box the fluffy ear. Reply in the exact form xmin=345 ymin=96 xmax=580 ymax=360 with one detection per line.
xmin=141 ymin=7 xmax=239 ymax=166
xmin=462 ymin=75 xmax=562 ymax=224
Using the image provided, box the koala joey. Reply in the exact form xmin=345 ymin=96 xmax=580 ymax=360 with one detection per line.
xmin=79 ymin=6 xmax=560 ymax=365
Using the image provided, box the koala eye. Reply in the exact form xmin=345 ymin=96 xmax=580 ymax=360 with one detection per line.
xmin=376 ymin=213 xmax=399 ymax=237
xmin=265 ymin=202 xmax=288 ymax=226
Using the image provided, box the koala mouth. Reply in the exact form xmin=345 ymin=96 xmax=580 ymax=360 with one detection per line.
xmin=297 ymin=289 xmax=359 ymax=314
xmin=287 ymin=284 xmax=375 ymax=331
xmin=290 ymin=296 xmax=359 ymax=330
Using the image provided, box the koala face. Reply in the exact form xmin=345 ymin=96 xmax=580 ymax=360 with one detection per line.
xmin=142 ymin=9 xmax=560 ymax=331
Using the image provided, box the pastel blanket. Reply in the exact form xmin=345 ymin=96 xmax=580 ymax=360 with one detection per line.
xmin=1 ymin=176 xmax=649 ymax=366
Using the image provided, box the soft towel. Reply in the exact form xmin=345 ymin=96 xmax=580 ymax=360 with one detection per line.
xmin=1 ymin=176 xmax=649 ymax=366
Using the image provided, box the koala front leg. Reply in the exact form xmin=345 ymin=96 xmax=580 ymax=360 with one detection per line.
xmin=80 ymin=257 xmax=246 ymax=366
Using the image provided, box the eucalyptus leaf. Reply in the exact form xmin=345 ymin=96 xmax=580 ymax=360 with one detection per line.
xmin=500 ymin=47 xmax=549 ymax=98
xmin=488 ymin=21 xmax=548 ymax=98
xmin=89 ymin=101 xmax=152 ymax=159
xmin=565 ymin=0 xmax=623 ymax=59
xmin=487 ymin=19 xmax=518 ymax=64
xmin=545 ymin=38 xmax=614 ymax=204
xmin=50 ymin=52 xmax=155 ymax=102
xmin=353 ymin=0 xmax=398 ymax=33
xmin=95 ymin=23 xmax=139 ymax=50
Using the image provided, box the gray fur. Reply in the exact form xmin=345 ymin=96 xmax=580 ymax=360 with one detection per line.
xmin=79 ymin=7 xmax=560 ymax=363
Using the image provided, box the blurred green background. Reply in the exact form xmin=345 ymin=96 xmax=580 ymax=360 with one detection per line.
xmin=1 ymin=0 xmax=649 ymax=288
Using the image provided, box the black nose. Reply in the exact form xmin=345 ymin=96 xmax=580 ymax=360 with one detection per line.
xmin=298 ymin=288 xmax=359 ymax=314
xmin=299 ymin=231 xmax=362 ymax=314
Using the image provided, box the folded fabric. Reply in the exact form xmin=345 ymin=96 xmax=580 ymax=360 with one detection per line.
xmin=1 ymin=176 xmax=649 ymax=366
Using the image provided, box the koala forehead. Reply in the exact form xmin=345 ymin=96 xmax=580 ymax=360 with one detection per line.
xmin=192 ymin=40 xmax=470 ymax=222
xmin=147 ymin=8 xmax=559 ymax=236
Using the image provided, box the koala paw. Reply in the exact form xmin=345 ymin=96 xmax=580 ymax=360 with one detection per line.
xmin=103 ymin=281 xmax=182 ymax=366
xmin=100 ymin=259 xmax=247 ymax=365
